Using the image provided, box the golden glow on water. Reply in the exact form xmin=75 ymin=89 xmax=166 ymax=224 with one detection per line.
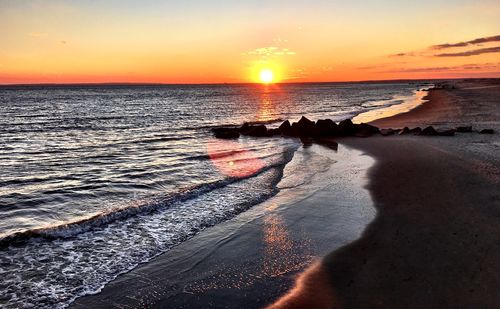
xmin=262 ymin=214 xmax=308 ymax=277
xmin=183 ymin=203 xmax=314 ymax=293
xmin=257 ymin=87 xmax=278 ymax=122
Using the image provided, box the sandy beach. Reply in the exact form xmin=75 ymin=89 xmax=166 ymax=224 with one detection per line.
xmin=71 ymin=79 xmax=500 ymax=308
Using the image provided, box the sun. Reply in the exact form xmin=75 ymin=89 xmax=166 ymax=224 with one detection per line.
xmin=259 ymin=69 xmax=274 ymax=84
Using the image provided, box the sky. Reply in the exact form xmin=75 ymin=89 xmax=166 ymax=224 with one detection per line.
xmin=0 ymin=0 xmax=499 ymax=84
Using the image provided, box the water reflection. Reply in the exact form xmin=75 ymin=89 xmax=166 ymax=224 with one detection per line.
xmin=262 ymin=212 xmax=311 ymax=277
xmin=257 ymin=85 xmax=276 ymax=121
xmin=183 ymin=204 xmax=313 ymax=293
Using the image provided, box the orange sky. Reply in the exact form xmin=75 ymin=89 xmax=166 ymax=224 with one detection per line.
xmin=0 ymin=0 xmax=499 ymax=84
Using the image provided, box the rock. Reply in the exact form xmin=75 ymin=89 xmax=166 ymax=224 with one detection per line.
xmin=278 ymin=120 xmax=292 ymax=135
xmin=456 ymin=126 xmax=472 ymax=133
xmin=479 ymin=129 xmax=494 ymax=134
xmin=380 ymin=128 xmax=395 ymax=136
xmin=354 ymin=123 xmax=380 ymax=137
xmin=316 ymin=119 xmax=338 ymax=136
xmin=437 ymin=129 xmax=455 ymax=136
xmin=243 ymin=125 xmax=268 ymax=137
xmin=399 ymin=127 xmax=410 ymax=135
xmin=314 ymin=138 xmax=338 ymax=151
xmin=300 ymin=137 xmax=313 ymax=147
xmin=240 ymin=122 xmax=250 ymax=133
xmin=291 ymin=116 xmax=317 ymax=136
xmin=338 ymin=119 xmax=356 ymax=136
xmin=354 ymin=131 xmax=371 ymax=138
xmin=409 ymin=127 xmax=422 ymax=135
xmin=419 ymin=126 xmax=438 ymax=136
xmin=212 ymin=127 xmax=240 ymax=139
xmin=298 ymin=116 xmax=315 ymax=127
xmin=267 ymin=128 xmax=281 ymax=136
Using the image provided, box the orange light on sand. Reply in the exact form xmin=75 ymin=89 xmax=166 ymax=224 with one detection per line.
xmin=206 ymin=139 xmax=265 ymax=178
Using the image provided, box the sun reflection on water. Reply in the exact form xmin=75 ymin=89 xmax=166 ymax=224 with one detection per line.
xmin=257 ymin=87 xmax=278 ymax=123
xmin=183 ymin=203 xmax=314 ymax=293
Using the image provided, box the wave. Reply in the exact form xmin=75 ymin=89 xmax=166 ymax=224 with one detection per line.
xmin=0 ymin=143 xmax=298 ymax=309
xmin=0 ymin=150 xmax=295 ymax=248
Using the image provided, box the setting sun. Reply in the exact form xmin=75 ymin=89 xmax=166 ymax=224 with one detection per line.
xmin=259 ymin=69 xmax=274 ymax=84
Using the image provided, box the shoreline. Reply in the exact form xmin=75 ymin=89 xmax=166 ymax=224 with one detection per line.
xmin=270 ymin=79 xmax=500 ymax=308
xmin=320 ymin=136 xmax=500 ymax=308
xmin=71 ymin=79 xmax=499 ymax=308
xmin=71 ymin=143 xmax=377 ymax=308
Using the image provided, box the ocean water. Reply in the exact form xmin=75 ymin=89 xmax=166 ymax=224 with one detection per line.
xmin=0 ymin=82 xmax=429 ymax=308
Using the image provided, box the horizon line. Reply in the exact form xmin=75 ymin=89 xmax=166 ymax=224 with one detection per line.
xmin=1 ymin=77 xmax=498 ymax=87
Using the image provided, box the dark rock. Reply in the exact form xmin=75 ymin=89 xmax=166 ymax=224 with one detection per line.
xmin=300 ymin=137 xmax=313 ymax=147
xmin=298 ymin=116 xmax=314 ymax=127
xmin=267 ymin=128 xmax=281 ymax=136
xmin=409 ymin=127 xmax=422 ymax=135
xmin=291 ymin=116 xmax=317 ymax=136
xmin=399 ymin=127 xmax=410 ymax=135
xmin=338 ymin=119 xmax=356 ymax=136
xmin=479 ymin=129 xmax=494 ymax=134
xmin=354 ymin=131 xmax=371 ymax=138
xmin=278 ymin=120 xmax=292 ymax=135
xmin=419 ymin=126 xmax=438 ymax=136
xmin=354 ymin=123 xmax=380 ymax=137
xmin=212 ymin=128 xmax=240 ymax=139
xmin=314 ymin=138 xmax=338 ymax=151
xmin=243 ymin=125 xmax=268 ymax=137
xmin=290 ymin=122 xmax=300 ymax=136
xmin=240 ymin=122 xmax=250 ymax=133
xmin=380 ymin=128 xmax=395 ymax=136
xmin=437 ymin=129 xmax=455 ymax=136
xmin=316 ymin=119 xmax=338 ymax=136
xmin=456 ymin=126 xmax=472 ymax=133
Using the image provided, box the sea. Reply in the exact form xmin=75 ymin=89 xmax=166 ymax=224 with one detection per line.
xmin=0 ymin=82 xmax=430 ymax=308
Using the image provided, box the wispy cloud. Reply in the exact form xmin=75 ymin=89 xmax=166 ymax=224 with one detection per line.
xmin=435 ymin=46 xmax=500 ymax=57
xmin=382 ymin=62 xmax=500 ymax=73
xmin=431 ymin=34 xmax=500 ymax=50
xmin=389 ymin=52 xmax=419 ymax=58
xmin=242 ymin=46 xmax=296 ymax=57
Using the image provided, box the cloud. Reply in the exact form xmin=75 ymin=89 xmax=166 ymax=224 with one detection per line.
xmin=242 ymin=46 xmax=296 ymax=57
xmin=382 ymin=62 xmax=500 ymax=73
xmin=388 ymin=34 xmax=500 ymax=58
xmin=431 ymin=34 xmax=500 ymax=50
xmin=435 ymin=46 xmax=500 ymax=57
xmin=389 ymin=52 xmax=418 ymax=57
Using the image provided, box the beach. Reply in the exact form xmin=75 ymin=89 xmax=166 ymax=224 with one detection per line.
xmin=70 ymin=79 xmax=500 ymax=308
